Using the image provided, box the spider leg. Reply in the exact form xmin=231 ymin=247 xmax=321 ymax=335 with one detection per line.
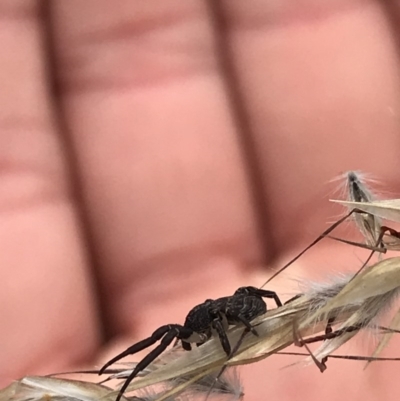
xmin=211 ymin=315 xmax=231 ymax=355
xmin=235 ymin=315 xmax=258 ymax=336
xmin=205 ymin=326 xmax=250 ymax=400
xmin=182 ymin=341 xmax=192 ymax=351
xmin=115 ymin=325 xmax=192 ymax=401
xmin=252 ymin=288 xmax=283 ymax=307
xmin=173 ymin=337 xmax=192 ymax=350
xmin=99 ymin=325 xmax=172 ymax=374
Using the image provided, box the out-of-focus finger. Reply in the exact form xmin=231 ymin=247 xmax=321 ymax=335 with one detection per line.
xmin=0 ymin=0 xmax=99 ymax=383
xmin=212 ymin=0 xmax=400 ymax=255
xmin=49 ymin=0 xmax=267 ymax=334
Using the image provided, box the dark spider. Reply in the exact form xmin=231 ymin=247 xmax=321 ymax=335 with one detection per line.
xmin=99 ymin=286 xmax=282 ymax=401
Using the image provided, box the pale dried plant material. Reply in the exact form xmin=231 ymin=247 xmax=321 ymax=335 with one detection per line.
xmin=343 ymin=171 xmax=382 ymax=246
xmin=332 ymin=198 xmax=400 ymax=250
xmin=111 ymin=287 xmax=368 ymax=400
xmin=261 ymin=172 xmax=397 ymax=287
xmin=331 ymin=199 xmax=400 ymax=224
xmin=278 ymin=351 xmax=400 ymax=363
xmin=153 ymin=366 xmax=242 ymax=401
xmin=101 ymin=355 xmax=244 ymax=401
xmin=103 ymin=301 xmax=310 ymax=398
xmin=2 ymin=300 xmax=319 ymax=401
xmin=169 ymin=367 xmax=243 ymax=401
xmin=5 ymin=263 xmax=400 ymax=401
xmin=109 ymin=264 xmax=400 ymax=399
xmin=331 ymin=171 xmax=400 ymax=251
xmin=0 ymin=376 xmax=130 ymax=401
xmin=299 ymin=257 xmax=400 ymax=364
xmin=0 ymin=366 xmax=242 ymax=401
xmin=47 ymin=348 xmax=244 ymax=401
xmin=122 ymin=366 xmax=243 ymax=401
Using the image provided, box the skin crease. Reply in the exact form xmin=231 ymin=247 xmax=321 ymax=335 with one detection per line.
xmin=2 ymin=0 xmax=400 ymax=400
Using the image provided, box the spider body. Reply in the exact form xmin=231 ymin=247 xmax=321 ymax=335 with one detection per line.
xmin=225 ymin=286 xmax=271 ymax=323
xmin=99 ymin=286 xmax=282 ymax=401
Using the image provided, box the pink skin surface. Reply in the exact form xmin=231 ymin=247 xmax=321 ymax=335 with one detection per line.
xmin=2 ymin=1 xmax=400 ymax=400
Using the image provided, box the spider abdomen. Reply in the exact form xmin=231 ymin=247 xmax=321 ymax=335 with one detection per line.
xmin=226 ymin=295 xmax=267 ymax=323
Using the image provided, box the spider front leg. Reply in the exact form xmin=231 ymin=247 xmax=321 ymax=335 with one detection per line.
xmin=99 ymin=324 xmax=193 ymax=401
xmin=99 ymin=325 xmax=171 ymax=374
